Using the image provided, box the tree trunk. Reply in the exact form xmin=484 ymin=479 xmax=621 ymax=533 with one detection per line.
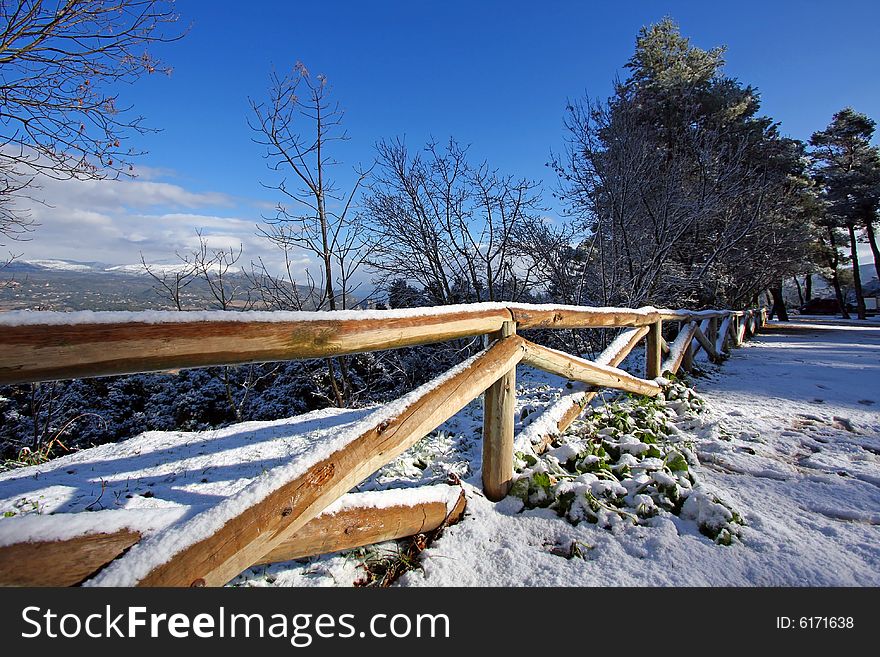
xmin=826 ymin=225 xmax=850 ymax=319
xmin=769 ymin=283 xmax=789 ymax=321
xmin=804 ymin=273 xmax=812 ymax=302
xmin=325 ymin=358 xmax=344 ymax=407
xmin=793 ymin=276 xmax=804 ymax=305
xmin=866 ymin=219 xmax=880 ymax=283
xmin=829 ymin=268 xmax=850 ymax=319
xmin=848 ymin=224 xmax=867 ymax=320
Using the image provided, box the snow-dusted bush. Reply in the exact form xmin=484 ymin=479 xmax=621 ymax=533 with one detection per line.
xmin=511 ymin=381 xmax=744 ymax=544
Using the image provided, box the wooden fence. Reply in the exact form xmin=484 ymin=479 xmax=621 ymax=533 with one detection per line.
xmin=0 ymin=303 xmax=766 ymax=586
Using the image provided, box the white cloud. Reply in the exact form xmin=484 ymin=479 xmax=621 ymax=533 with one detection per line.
xmin=9 ymin=173 xmax=308 ymax=276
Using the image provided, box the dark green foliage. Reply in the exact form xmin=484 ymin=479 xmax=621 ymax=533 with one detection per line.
xmin=810 ymin=108 xmax=880 ymax=319
xmin=550 ymin=17 xmax=813 ymax=310
xmin=511 ymin=380 xmax=743 ymax=544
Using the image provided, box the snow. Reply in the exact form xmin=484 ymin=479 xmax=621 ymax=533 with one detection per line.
xmin=396 ymin=318 xmax=880 ymax=586
xmin=0 ymin=302 xmax=666 ymax=327
xmin=595 ymin=327 xmax=645 ymax=366
xmin=662 ymin=321 xmax=696 ymax=372
xmin=514 ymin=329 xmax=646 ymax=452
xmin=0 ymin=407 xmax=373 ymax=551
xmin=2 ymin=316 xmax=877 ymax=587
xmin=0 ymin=303 xmax=508 ymax=326
xmin=108 ymin=263 xmax=242 ymax=276
xmin=26 ymin=259 xmax=95 ymax=272
xmin=83 ymin=345 xmax=490 ymax=586
xmin=320 ymin=484 xmax=463 ymax=516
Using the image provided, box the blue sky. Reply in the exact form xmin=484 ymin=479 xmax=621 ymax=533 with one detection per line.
xmin=18 ymin=0 xmax=880 ymax=269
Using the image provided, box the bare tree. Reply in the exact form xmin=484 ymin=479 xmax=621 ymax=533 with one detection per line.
xmin=365 ymin=137 xmax=541 ymax=304
xmin=246 ymin=256 xmax=317 ymax=311
xmin=249 ymin=63 xmax=371 ymax=406
xmin=0 ymin=0 xmax=182 ymax=242
xmin=140 ymin=252 xmax=197 ymax=311
xmin=249 ymin=63 xmax=370 ymax=312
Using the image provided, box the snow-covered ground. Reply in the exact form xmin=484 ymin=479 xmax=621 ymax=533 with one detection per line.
xmin=1 ymin=317 xmax=878 ymax=586
xmin=396 ymin=318 xmax=880 ymax=587
xmin=229 ymin=318 xmax=880 ymax=587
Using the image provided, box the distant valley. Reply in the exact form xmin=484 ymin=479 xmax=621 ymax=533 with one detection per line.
xmin=0 ymin=259 xmax=318 ymax=312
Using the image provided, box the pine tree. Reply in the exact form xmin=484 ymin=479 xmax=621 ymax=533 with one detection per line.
xmin=810 ymin=108 xmax=880 ymax=320
xmin=554 ymin=18 xmax=812 ymax=311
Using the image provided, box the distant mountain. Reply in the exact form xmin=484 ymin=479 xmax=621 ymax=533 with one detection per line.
xmin=25 ymin=259 xmax=107 ymax=273
xmin=1 ymin=258 xmax=322 ymax=312
xmin=7 ymin=258 xmax=119 ymax=275
xmin=108 ymin=262 xmax=243 ymax=276
xmin=11 ymin=258 xmax=245 ymax=277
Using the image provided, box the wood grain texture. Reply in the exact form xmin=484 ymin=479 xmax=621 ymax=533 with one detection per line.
xmin=522 ymin=340 xmax=660 ymax=397
xmin=0 ymin=489 xmax=468 ymax=585
xmin=255 ymin=488 xmax=467 ymax=565
xmin=657 ymin=310 xmax=728 ymax=321
xmin=0 ymin=305 xmax=754 ymax=386
xmin=482 ymin=321 xmax=517 ymax=501
xmin=510 ymin=306 xmax=660 ymax=329
xmin=0 ymin=309 xmax=510 ymax=385
xmin=692 ymin=325 xmax=719 ymax=362
xmin=662 ymin=322 xmax=699 ymax=375
xmin=716 ymin=316 xmax=732 ymax=354
xmin=645 ymin=320 xmax=663 ymax=379
xmin=527 ymin=326 xmax=650 ymax=455
xmin=0 ymin=529 xmax=141 ymax=587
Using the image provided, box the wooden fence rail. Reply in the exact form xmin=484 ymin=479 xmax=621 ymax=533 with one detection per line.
xmin=0 ymin=303 xmax=767 ymax=586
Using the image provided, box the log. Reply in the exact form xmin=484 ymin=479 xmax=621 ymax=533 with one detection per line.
xmin=660 ymin=337 xmax=671 ymax=356
xmin=521 ymin=340 xmax=661 ymax=397
xmin=731 ymin=316 xmax=742 ymax=347
xmin=662 ymin=322 xmax=698 ymax=374
xmin=0 ymin=529 xmax=141 ymax=587
xmin=118 ymin=335 xmax=526 ymax=587
xmin=510 ymin=305 xmax=660 ymax=329
xmin=595 ymin=326 xmax=651 ymax=367
xmin=645 ymin=320 xmax=663 ymax=379
xmin=482 ymin=322 xmax=517 ymax=501
xmin=692 ymin=325 xmax=719 ymax=362
xmin=715 ymin=316 xmax=732 ymax=354
xmin=690 ymin=319 xmax=711 ymax=358
xmin=0 ymin=307 xmax=511 ymax=385
xmin=522 ymin=326 xmax=650 ymax=455
xmin=255 ymin=487 xmax=467 ymax=565
xmin=681 ymin=343 xmax=694 ymax=372
xmin=657 ymin=309 xmax=727 ymax=321
xmin=0 ymin=487 xmax=468 ymax=585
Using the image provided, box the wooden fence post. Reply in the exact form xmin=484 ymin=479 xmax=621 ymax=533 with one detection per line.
xmin=708 ymin=317 xmax=718 ymax=348
xmin=681 ymin=342 xmax=694 ymax=372
xmin=482 ymin=320 xmax=517 ymax=501
xmin=646 ymin=319 xmax=663 ymax=379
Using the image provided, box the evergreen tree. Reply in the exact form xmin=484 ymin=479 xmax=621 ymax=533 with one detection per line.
xmin=553 ymin=18 xmax=812 ymax=311
xmin=810 ymin=108 xmax=880 ymax=320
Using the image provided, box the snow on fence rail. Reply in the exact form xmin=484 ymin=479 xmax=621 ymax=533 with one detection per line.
xmin=0 ymin=303 xmax=766 ymax=586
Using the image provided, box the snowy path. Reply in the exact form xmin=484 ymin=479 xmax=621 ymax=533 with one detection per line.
xmin=397 ymin=318 xmax=880 ymax=586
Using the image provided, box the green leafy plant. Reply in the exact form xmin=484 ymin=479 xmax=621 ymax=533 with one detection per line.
xmin=510 ymin=380 xmax=743 ymax=543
